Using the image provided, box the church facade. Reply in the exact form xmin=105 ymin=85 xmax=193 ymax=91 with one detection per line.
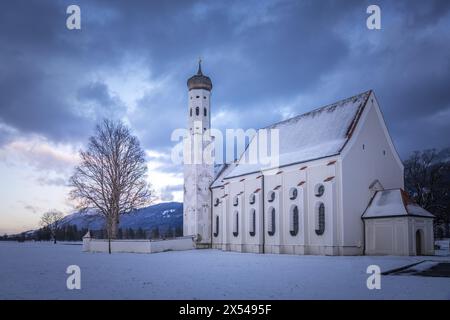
xmin=183 ymin=64 xmax=434 ymax=256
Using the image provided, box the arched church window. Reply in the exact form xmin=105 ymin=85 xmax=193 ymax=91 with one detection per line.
xmin=195 ymin=107 xmax=199 ymax=116
xmin=268 ymin=207 xmax=275 ymax=236
xmin=290 ymin=205 xmax=299 ymax=236
xmin=190 ymin=108 xmax=193 ymax=117
xmin=267 ymin=191 xmax=275 ymax=202
xmin=204 ymin=107 xmax=207 ymax=116
xmin=233 ymin=195 xmax=239 ymax=206
xmin=315 ymin=184 xmax=325 ymax=197
xmin=289 ymin=187 xmax=298 ymax=200
xmin=233 ymin=211 xmax=239 ymax=237
xmin=249 ymin=208 xmax=256 ymax=237
xmin=249 ymin=193 xmax=256 ymax=205
xmin=315 ymin=202 xmax=325 ymax=235
xmin=214 ymin=215 xmax=219 ymax=237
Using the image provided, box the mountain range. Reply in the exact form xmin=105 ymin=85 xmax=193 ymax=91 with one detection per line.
xmin=57 ymin=201 xmax=183 ymax=233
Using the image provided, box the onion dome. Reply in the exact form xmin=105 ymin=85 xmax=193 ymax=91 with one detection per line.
xmin=187 ymin=60 xmax=212 ymax=91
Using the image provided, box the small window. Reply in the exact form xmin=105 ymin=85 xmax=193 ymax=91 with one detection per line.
xmin=190 ymin=96 xmax=192 ymax=100
xmin=214 ymin=215 xmax=219 ymax=237
xmin=214 ymin=198 xmax=220 ymax=207
xmin=195 ymin=107 xmax=199 ymax=116
xmin=315 ymin=203 xmax=325 ymax=235
xmin=383 ymin=150 xmax=386 ymax=156
xmin=249 ymin=208 xmax=256 ymax=237
xmin=249 ymin=193 xmax=256 ymax=205
xmin=268 ymin=207 xmax=275 ymax=236
xmin=290 ymin=205 xmax=299 ymax=236
xmin=233 ymin=211 xmax=239 ymax=237
xmin=233 ymin=195 xmax=239 ymax=206
xmin=196 ymin=95 xmax=200 ymax=98
xmin=204 ymin=107 xmax=207 ymax=116
xmin=203 ymin=96 xmax=207 ymax=99
xmin=267 ymin=191 xmax=275 ymax=202
xmin=315 ymin=184 xmax=325 ymax=197
xmin=362 ymin=144 xmax=365 ymax=150
xmin=289 ymin=187 xmax=298 ymax=200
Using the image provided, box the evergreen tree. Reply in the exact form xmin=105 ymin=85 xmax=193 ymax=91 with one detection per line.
xmin=166 ymin=226 xmax=174 ymax=238
xmin=175 ymin=226 xmax=183 ymax=237
xmin=128 ymin=228 xmax=135 ymax=239
xmin=136 ymin=227 xmax=145 ymax=239
xmin=151 ymin=227 xmax=160 ymax=239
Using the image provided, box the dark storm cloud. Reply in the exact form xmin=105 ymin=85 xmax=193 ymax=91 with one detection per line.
xmin=0 ymin=0 xmax=449 ymax=160
xmin=76 ymin=81 xmax=127 ymax=120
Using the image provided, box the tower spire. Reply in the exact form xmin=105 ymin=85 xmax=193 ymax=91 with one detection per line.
xmin=197 ymin=57 xmax=203 ymax=75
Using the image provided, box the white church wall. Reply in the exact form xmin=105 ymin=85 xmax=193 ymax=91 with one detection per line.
xmin=365 ymin=217 xmax=434 ymax=256
xmin=228 ymin=180 xmax=245 ymax=252
xmin=222 ymin=185 xmax=231 ymax=251
xmin=242 ymin=175 xmax=264 ymax=253
xmin=408 ymin=217 xmax=435 ymax=255
xmin=305 ymin=160 xmax=338 ymax=255
xmin=217 ymin=157 xmax=343 ymax=255
xmin=365 ymin=217 xmax=409 ymax=255
xmin=263 ymin=171 xmax=283 ymax=253
xmin=279 ymin=165 xmax=307 ymax=254
xmin=341 ymin=93 xmax=404 ymax=255
xmin=215 ymin=172 xmax=264 ymax=253
xmin=211 ymin=187 xmax=224 ymax=249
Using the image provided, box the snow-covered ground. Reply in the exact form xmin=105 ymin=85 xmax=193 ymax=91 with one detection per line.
xmin=0 ymin=242 xmax=449 ymax=299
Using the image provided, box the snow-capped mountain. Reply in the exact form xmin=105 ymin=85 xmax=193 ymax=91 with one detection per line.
xmin=58 ymin=202 xmax=183 ymax=232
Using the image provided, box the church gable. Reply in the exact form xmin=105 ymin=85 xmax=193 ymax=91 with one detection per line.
xmin=339 ymin=92 xmax=403 ymax=171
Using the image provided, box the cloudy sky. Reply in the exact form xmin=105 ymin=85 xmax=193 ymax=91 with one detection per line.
xmin=1 ymin=0 xmax=449 ymax=234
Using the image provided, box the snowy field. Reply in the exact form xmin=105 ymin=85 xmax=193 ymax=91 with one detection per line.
xmin=0 ymin=242 xmax=449 ymax=300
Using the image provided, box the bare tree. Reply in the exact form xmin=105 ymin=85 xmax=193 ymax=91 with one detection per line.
xmin=404 ymin=148 xmax=450 ymax=237
xmin=69 ymin=119 xmax=152 ymax=253
xmin=40 ymin=210 xmax=64 ymax=244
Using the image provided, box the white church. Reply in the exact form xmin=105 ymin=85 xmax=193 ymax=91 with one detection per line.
xmin=183 ymin=63 xmax=434 ymax=256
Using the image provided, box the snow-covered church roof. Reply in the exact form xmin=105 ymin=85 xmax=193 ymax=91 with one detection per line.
xmin=211 ymin=162 xmax=237 ymax=189
xmin=362 ymin=189 xmax=434 ymax=219
xmin=215 ymin=90 xmax=372 ymax=182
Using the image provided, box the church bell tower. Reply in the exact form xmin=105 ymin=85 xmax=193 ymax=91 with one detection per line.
xmin=183 ymin=60 xmax=214 ymax=247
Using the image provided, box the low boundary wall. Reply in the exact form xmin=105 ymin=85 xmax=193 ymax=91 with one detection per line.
xmin=82 ymin=234 xmax=195 ymax=253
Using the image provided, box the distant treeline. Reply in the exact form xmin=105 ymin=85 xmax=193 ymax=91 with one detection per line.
xmin=1 ymin=225 xmax=183 ymax=242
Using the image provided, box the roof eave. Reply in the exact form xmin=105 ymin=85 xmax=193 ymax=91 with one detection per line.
xmin=223 ymin=153 xmax=340 ymax=180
